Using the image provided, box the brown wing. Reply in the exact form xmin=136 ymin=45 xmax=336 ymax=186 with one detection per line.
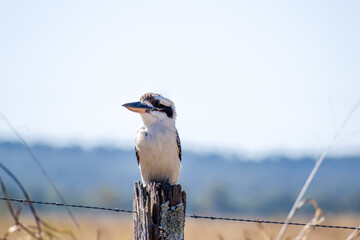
xmin=135 ymin=146 xmax=140 ymax=165
xmin=176 ymin=129 xmax=182 ymax=162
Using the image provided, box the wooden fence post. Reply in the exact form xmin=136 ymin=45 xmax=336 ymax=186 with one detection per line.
xmin=133 ymin=181 xmax=186 ymax=240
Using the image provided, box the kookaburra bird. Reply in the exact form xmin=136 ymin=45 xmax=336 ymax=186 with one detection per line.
xmin=123 ymin=93 xmax=181 ymax=186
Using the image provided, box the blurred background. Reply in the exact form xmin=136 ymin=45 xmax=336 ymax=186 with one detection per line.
xmin=1 ymin=0 xmax=360 ymax=222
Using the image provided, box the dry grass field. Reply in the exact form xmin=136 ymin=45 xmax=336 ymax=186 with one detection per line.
xmin=0 ymin=213 xmax=359 ymax=240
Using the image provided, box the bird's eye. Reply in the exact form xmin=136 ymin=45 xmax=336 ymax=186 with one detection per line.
xmin=153 ymin=100 xmax=160 ymax=108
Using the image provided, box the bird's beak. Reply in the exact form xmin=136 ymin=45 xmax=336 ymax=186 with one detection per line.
xmin=122 ymin=101 xmax=153 ymax=113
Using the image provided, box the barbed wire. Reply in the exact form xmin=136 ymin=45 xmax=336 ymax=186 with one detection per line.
xmin=187 ymin=214 xmax=359 ymax=230
xmin=1 ymin=197 xmax=359 ymax=231
xmin=0 ymin=197 xmax=134 ymax=213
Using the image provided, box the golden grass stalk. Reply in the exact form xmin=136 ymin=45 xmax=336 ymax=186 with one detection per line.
xmin=346 ymin=225 xmax=360 ymax=240
xmin=293 ymin=199 xmax=325 ymax=240
xmin=256 ymin=222 xmax=272 ymax=240
xmin=0 ymin=112 xmax=82 ymax=238
xmin=248 ymin=199 xmax=324 ymax=240
xmin=276 ymin=99 xmax=360 ymax=240
xmin=0 ymin=163 xmax=76 ymax=240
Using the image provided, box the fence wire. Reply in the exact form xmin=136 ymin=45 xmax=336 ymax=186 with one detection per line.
xmin=1 ymin=197 xmax=359 ymax=231
xmin=0 ymin=197 xmax=134 ymax=213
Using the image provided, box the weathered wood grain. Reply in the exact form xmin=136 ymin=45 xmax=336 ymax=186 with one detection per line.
xmin=133 ymin=182 xmax=186 ymax=240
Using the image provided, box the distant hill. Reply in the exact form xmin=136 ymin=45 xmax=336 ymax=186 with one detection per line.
xmin=0 ymin=141 xmax=359 ymax=216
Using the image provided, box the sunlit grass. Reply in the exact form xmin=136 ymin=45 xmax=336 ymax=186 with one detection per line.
xmin=0 ymin=213 xmax=359 ymax=240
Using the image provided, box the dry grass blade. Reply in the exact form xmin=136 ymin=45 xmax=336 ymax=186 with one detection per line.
xmin=22 ymin=221 xmax=76 ymax=240
xmin=275 ymin=145 xmax=330 ymax=240
xmin=2 ymin=225 xmax=21 ymax=239
xmin=346 ymin=225 xmax=360 ymax=240
xmin=39 ymin=217 xmax=76 ymax=240
xmin=0 ymin=176 xmax=19 ymax=224
xmin=0 ymin=163 xmax=43 ymax=238
xmin=293 ymin=199 xmax=325 ymax=240
xmin=0 ymin=112 xmax=82 ymax=239
xmin=0 ymin=163 xmax=76 ymax=240
xmin=96 ymin=229 xmax=102 ymax=240
xmin=43 ymin=231 xmax=56 ymax=240
xmin=14 ymin=202 xmax=27 ymax=219
xmin=276 ymin=98 xmax=360 ymax=240
xmin=256 ymin=222 xmax=272 ymax=240
xmin=0 ymin=175 xmax=41 ymax=240
xmin=243 ymin=230 xmax=252 ymax=240
xmin=2 ymin=223 xmax=39 ymax=240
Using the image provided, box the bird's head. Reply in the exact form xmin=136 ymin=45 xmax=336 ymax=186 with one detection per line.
xmin=123 ymin=93 xmax=176 ymax=126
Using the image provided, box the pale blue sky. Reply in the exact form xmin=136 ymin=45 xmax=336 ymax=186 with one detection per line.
xmin=0 ymin=1 xmax=359 ymax=156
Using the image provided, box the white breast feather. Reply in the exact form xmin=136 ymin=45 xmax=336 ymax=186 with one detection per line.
xmin=135 ymin=124 xmax=181 ymax=185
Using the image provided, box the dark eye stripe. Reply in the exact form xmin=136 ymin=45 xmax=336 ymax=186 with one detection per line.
xmin=155 ymin=104 xmax=173 ymax=118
